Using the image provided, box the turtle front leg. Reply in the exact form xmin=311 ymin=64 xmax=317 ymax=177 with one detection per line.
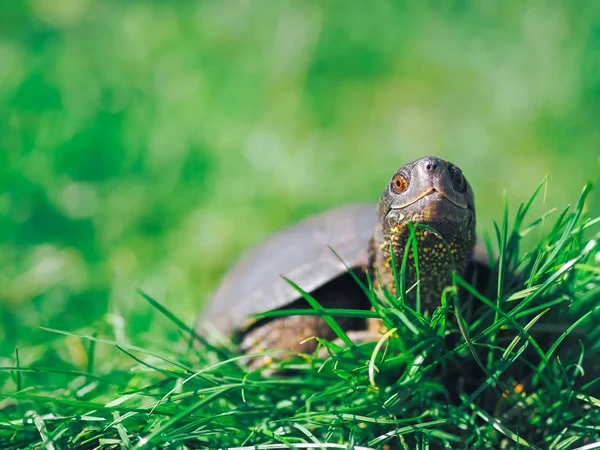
xmin=240 ymin=314 xmax=359 ymax=371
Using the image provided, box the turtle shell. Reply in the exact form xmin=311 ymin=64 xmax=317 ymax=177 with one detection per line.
xmin=197 ymin=203 xmax=377 ymax=335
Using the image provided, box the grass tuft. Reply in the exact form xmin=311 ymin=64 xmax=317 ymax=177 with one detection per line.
xmin=1 ymin=181 xmax=600 ymax=449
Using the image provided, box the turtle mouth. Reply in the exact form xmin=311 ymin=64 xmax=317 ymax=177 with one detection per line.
xmin=391 ymin=188 xmax=468 ymax=210
xmin=386 ymin=190 xmax=471 ymax=228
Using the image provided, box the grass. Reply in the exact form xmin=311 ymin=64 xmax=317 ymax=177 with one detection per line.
xmin=1 ymin=180 xmax=600 ymax=449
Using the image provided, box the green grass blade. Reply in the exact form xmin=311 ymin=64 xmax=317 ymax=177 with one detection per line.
xmin=282 ymin=277 xmax=354 ymax=349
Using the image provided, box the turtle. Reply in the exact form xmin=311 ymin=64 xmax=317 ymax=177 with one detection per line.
xmin=196 ymin=156 xmax=489 ymax=363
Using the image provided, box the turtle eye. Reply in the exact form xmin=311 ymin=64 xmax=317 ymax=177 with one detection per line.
xmin=451 ymin=169 xmax=466 ymax=193
xmin=391 ymin=174 xmax=408 ymax=193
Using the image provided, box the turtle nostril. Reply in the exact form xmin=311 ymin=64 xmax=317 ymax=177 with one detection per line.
xmin=425 ymin=163 xmax=438 ymax=171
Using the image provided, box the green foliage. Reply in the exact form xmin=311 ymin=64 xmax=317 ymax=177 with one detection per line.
xmin=1 ymin=180 xmax=599 ymax=448
xmin=2 ymin=1 xmax=600 ymax=447
xmin=1 ymin=1 xmax=600 ymax=361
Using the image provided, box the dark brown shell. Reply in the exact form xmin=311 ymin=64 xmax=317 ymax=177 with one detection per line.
xmin=197 ymin=204 xmax=377 ymax=334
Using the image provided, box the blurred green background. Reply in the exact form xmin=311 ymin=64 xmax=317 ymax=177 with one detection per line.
xmin=1 ymin=1 xmax=599 ymax=370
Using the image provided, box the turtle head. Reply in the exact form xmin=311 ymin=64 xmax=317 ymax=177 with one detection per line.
xmin=377 ymin=156 xmax=475 ymax=236
xmin=372 ymin=156 xmax=476 ymax=303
